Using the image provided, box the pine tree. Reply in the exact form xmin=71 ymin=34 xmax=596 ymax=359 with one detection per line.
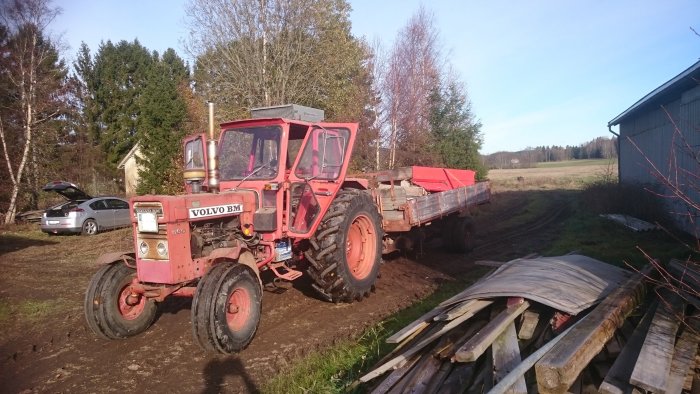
xmin=135 ymin=49 xmax=189 ymax=195
xmin=80 ymin=39 xmax=155 ymax=167
xmin=429 ymin=80 xmax=486 ymax=179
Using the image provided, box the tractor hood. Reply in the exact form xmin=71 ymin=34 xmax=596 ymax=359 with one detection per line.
xmin=42 ymin=181 xmax=92 ymax=201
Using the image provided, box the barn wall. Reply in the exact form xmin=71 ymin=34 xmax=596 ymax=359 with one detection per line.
xmin=122 ymin=147 xmax=143 ymax=196
xmin=618 ymin=84 xmax=700 ymax=235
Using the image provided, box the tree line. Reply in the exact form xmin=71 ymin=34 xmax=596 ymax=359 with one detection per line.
xmin=0 ymin=0 xmax=484 ymax=224
xmin=482 ymin=136 xmax=618 ymax=169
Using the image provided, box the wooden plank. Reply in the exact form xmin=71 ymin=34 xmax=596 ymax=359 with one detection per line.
xmin=386 ymin=306 xmax=446 ymax=343
xmin=453 ymin=301 xmax=530 ymax=362
xmin=535 ymin=266 xmax=650 ymax=394
xmin=518 ymin=310 xmax=539 ymax=340
xmin=360 ymin=310 xmax=481 ymax=383
xmin=437 ymin=319 xmax=488 ymax=359
xmin=599 ymin=301 xmax=658 ymax=394
xmin=434 ymin=299 xmax=492 ymax=321
xmin=374 ymin=166 xmax=414 ymax=182
xmin=665 ymin=326 xmax=699 ymax=394
xmin=630 ymin=298 xmax=684 ymax=393
xmin=370 ymin=354 xmax=421 ymax=394
xmin=398 ymin=353 xmax=442 ymax=394
xmin=492 ymin=321 xmax=527 ymax=394
xmin=487 ymin=322 xmax=579 ymax=394
xmin=437 ymin=362 xmax=476 ymax=394
xmin=475 ymin=260 xmax=505 ymax=267
xmin=424 ymin=361 xmax=454 ymax=393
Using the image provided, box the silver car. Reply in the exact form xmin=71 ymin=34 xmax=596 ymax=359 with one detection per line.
xmin=40 ymin=181 xmax=132 ymax=235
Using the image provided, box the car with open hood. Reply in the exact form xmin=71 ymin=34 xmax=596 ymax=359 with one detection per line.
xmin=40 ymin=181 xmax=131 ymax=235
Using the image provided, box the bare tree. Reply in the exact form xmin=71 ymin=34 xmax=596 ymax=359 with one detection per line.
xmin=0 ymin=0 xmax=65 ymax=224
xmin=382 ymin=7 xmax=441 ymax=168
xmin=185 ymin=0 xmax=366 ymax=121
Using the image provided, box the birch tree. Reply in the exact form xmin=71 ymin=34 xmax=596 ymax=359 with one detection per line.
xmin=0 ymin=0 xmax=66 ymax=224
xmin=382 ymin=7 xmax=441 ymax=168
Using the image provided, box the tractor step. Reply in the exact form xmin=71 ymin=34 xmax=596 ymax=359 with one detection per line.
xmin=269 ymin=262 xmax=303 ymax=281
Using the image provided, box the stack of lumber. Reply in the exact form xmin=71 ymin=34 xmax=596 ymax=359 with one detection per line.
xmin=358 ymin=255 xmax=699 ymax=394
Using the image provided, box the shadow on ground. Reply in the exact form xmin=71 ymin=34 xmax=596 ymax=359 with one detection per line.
xmin=0 ymin=234 xmax=57 ymax=255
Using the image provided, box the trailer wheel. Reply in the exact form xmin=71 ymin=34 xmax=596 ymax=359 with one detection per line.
xmin=191 ymin=262 xmax=262 ymax=354
xmin=84 ymin=263 xmax=156 ymax=339
xmin=447 ymin=216 xmax=475 ymax=253
xmin=306 ymin=189 xmax=383 ymax=303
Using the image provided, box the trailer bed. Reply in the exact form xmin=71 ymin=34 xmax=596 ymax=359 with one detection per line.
xmin=366 ymin=166 xmax=491 ymax=232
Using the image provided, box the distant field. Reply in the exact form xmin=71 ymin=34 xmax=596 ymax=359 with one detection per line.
xmin=488 ymin=159 xmax=618 ymax=190
xmin=535 ymin=158 xmax=614 ymax=168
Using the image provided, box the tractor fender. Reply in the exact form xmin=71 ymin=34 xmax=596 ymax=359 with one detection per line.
xmin=95 ymin=251 xmax=135 ymax=267
xmin=209 ymin=247 xmax=262 ymax=290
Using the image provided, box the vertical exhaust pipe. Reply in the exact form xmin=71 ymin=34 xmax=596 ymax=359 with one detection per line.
xmin=207 ymin=102 xmax=220 ymax=192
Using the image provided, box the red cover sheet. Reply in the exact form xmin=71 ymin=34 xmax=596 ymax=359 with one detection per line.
xmin=410 ymin=166 xmax=476 ymax=192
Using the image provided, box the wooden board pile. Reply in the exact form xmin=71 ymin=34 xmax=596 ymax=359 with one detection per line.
xmin=357 ymin=255 xmax=699 ymax=394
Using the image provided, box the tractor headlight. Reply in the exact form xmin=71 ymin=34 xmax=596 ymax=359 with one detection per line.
xmin=139 ymin=241 xmax=149 ymax=256
xmin=156 ymin=241 xmax=168 ymax=258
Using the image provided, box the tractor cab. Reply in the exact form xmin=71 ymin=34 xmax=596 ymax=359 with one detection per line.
xmin=181 ymin=105 xmax=358 ymax=240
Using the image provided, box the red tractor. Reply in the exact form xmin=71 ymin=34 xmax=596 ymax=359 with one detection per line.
xmin=85 ymin=104 xmax=489 ymax=353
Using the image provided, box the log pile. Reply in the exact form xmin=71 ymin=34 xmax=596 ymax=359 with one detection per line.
xmin=358 ymin=255 xmax=699 ymax=394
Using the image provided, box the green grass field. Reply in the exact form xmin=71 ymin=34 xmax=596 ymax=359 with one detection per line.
xmin=535 ymin=158 xmax=615 ymax=168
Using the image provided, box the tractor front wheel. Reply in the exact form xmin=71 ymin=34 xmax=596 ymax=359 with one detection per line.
xmin=306 ymin=189 xmax=383 ymax=303
xmin=191 ymin=262 xmax=262 ymax=353
xmin=84 ymin=263 xmax=157 ymax=339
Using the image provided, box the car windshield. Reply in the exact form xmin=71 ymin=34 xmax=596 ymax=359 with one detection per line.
xmin=219 ymin=126 xmax=281 ymax=181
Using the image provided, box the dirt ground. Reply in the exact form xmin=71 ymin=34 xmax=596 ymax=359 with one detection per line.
xmin=0 ymin=189 xmax=572 ymax=393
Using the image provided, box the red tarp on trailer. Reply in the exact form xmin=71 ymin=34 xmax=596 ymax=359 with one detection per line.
xmin=410 ymin=166 xmax=476 ymax=192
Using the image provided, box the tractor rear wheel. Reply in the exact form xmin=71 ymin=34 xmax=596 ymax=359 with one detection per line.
xmin=84 ymin=263 xmax=157 ymax=339
xmin=191 ymin=261 xmax=262 ymax=354
xmin=306 ymin=189 xmax=383 ymax=303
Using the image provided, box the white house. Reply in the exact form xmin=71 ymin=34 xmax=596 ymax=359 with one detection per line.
xmin=117 ymin=144 xmax=143 ymax=196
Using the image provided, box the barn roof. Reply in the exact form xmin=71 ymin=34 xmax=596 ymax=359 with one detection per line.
xmin=608 ymin=59 xmax=700 ymax=127
xmin=117 ymin=143 xmax=140 ymax=169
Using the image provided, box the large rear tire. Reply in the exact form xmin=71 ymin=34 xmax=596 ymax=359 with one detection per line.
xmin=84 ymin=263 xmax=157 ymax=339
xmin=191 ymin=262 xmax=262 ymax=354
xmin=306 ymin=189 xmax=383 ymax=303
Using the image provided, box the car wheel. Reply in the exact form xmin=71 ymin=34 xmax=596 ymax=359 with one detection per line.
xmin=82 ymin=219 xmax=98 ymax=235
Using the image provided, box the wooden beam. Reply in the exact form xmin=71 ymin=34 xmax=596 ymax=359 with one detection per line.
xmin=630 ymin=297 xmax=684 ymax=393
xmin=492 ymin=321 xmax=527 ymax=394
xmin=666 ymin=326 xmax=699 ymax=394
xmin=453 ymin=301 xmax=530 ymax=362
xmin=435 ymin=299 xmax=492 ymax=321
xmin=518 ymin=311 xmax=539 ymax=340
xmin=436 ymin=319 xmax=488 ymax=359
xmin=535 ymin=266 xmax=650 ymax=394
xmin=599 ymin=301 xmax=658 ymax=394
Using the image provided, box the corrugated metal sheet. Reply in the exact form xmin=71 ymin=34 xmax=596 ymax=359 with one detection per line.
xmin=438 ymin=254 xmax=633 ymax=315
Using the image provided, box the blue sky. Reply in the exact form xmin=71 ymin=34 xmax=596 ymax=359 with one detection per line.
xmin=51 ymin=0 xmax=700 ymax=154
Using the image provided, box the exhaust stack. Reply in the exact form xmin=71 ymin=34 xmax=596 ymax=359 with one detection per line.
xmin=207 ymin=102 xmax=220 ymax=192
